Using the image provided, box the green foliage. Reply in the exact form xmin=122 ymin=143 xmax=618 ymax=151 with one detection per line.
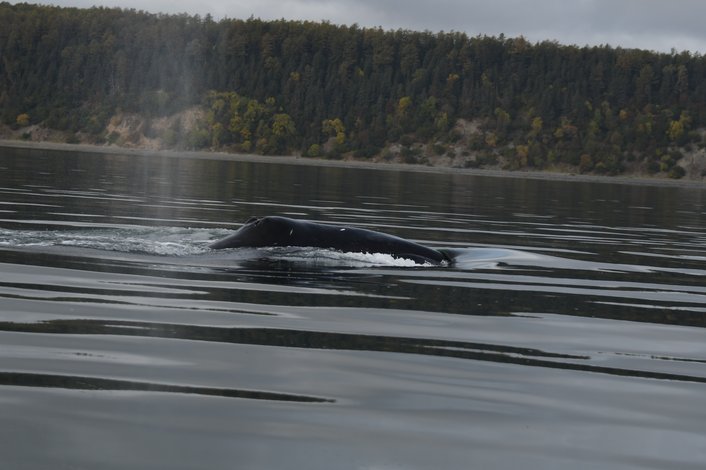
xmin=579 ymin=154 xmax=594 ymax=173
xmin=202 ymin=91 xmax=296 ymax=154
xmin=322 ymin=118 xmax=346 ymax=145
xmin=432 ymin=143 xmax=446 ymax=156
xmin=669 ymin=165 xmax=686 ymax=179
xmin=186 ymin=128 xmax=210 ymax=149
xmin=65 ymin=133 xmax=80 ymax=144
xmin=305 ymin=143 xmax=321 ymax=158
xmin=353 ymin=146 xmax=379 ymax=159
xmin=1 ymin=3 xmax=706 ymax=173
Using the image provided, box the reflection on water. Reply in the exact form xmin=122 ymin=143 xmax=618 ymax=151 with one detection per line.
xmin=1 ymin=146 xmax=706 ymax=470
xmin=0 ymin=371 xmax=333 ymax=403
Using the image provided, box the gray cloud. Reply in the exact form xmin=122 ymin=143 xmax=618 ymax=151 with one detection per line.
xmin=16 ymin=0 xmax=706 ymax=53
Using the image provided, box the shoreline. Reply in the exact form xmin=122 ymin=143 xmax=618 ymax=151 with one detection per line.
xmin=2 ymin=138 xmax=705 ymax=189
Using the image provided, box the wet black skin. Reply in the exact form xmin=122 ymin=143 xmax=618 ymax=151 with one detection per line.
xmin=209 ymin=216 xmax=450 ymax=265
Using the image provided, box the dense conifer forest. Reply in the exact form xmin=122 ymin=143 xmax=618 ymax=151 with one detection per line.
xmin=2 ymin=2 xmax=706 ymax=176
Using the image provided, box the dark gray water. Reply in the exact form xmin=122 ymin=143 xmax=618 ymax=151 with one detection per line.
xmin=1 ymin=146 xmax=705 ymax=469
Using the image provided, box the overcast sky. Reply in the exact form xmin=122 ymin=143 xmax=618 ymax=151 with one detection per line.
xmin=17 ymin=0 xmax=706 ymax=54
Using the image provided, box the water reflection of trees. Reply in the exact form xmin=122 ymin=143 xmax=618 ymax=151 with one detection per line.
xmin=2 ymin=318 xmax=705 ymax=384
xmin=201 ymin=265 xmax=706 ymax=328
xmin=0 ymin=371 xmax=332 ymax=403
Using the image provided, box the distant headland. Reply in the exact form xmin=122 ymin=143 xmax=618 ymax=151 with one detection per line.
xmin=1 ymin=3 xmax=705 ymax=182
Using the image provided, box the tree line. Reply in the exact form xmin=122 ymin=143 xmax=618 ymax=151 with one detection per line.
xmin=1 ymin=2 xmax=705 ymax=175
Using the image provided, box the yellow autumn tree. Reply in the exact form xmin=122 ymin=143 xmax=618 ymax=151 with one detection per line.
xmin=322 ymin=118 xmax=346 ymax=145
xmin=16 ymin=113 xmax=30 ymax=127
xmin=667 ymin=111 xmax=691 ymax=143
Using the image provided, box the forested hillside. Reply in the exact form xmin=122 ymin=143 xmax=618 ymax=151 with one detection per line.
xmin=2 ymin=2 xmax=706 ymax=176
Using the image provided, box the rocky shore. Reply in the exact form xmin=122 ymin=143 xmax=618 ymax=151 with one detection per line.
xmin=3 ymin=137 xmax=706 ymax=189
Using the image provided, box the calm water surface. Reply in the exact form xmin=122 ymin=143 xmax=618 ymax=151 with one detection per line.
xmin=1 ymin=146 xmax=706 ymax=469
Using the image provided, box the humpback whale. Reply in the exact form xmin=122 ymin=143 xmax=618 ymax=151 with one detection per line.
xmin=209 ymin=216 xmax=450 ymax=265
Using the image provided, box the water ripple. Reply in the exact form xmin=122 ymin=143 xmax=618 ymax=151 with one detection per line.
xmin=0 ymin=372 xmax=333 ymax=403
xmin=2 ymin=319 xmax=705 ymax=385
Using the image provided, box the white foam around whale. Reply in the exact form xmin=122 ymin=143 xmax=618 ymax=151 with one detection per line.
xmin=263 ymin=247 xmax=431 ymax=267
xmin=0 ymin=227 xmax=437 ymax=267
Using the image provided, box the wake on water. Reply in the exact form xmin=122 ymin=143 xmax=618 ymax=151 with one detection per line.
xmin=0 ymin=226 xmax=213 ymax=256
xmin=0 ymin=226 xmax=452 ymax=268
xmin=1 ymin=226 xmax=675 ymax=273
